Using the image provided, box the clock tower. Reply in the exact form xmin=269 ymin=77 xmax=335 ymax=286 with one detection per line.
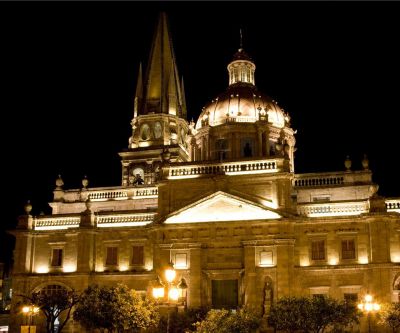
xmin=119 ymin=13 xmax=190 ymax=186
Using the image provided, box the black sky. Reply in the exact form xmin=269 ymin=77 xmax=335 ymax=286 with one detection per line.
xmin=1 ymin=1 xmax=400 ymax=263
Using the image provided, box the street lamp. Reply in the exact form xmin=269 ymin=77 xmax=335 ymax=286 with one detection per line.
xmin=357 ymin=294 xmax=381 ymax=333
xmin=21 ymin=305 xmax=39 ymax=333
xmin=177 ymin=277 xmax=188 ymax=309
xmin=152 ymin=263 xmax=188 ymax=333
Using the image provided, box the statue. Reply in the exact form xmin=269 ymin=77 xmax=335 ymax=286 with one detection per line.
xmin=263 ymin=279 xmax=273 ymax=317
xmin=133 ymin=173 xmax=144 ymax=185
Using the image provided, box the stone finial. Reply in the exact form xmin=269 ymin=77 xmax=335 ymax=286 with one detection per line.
xmin=284 ymin=113 xmax=291 ymax=127
xmin=362 ymin=154 xmax=369 ymax=170
xmin=55 ymin=174 xmax=64 ymax=190
xmin=344 ymin=156 xmax=352 ymax=171
xmin=24 ymin=200 xmax=32 ymax=215
xmin=82 ymin=175 xmax=89 ymax=189
xmin=369 ymin=184 xmax=379 ymax=197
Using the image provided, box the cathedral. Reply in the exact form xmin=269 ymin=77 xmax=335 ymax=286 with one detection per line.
xmin=10 ymin=13 xmax=400 ymax=332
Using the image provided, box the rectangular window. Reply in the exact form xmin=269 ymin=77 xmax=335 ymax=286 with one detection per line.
xmin=215 ymin=139 xmax=228 ymax=161
xmin=51 ymin=248 xmax=63 ymax=267
xmin=344 ymin=293 xmax=358 ymax=304
xmin=259 ymin=250 xmax=273 ymax=266
xmin=131 ymin=246 xmax=144 ymax=266
xmin=311 ymin=240 xmax=325 ymax=261
xmin=106 ymin=247 xmax=118 ymax=266
xmin=175 ymin=253 xmax=188 ymax=269
xmin=341 ymin=239 xmax=356 ymax=260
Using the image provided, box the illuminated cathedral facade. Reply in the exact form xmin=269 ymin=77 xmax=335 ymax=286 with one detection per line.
xmin=10 ymin=13 xmax=400 ymax=332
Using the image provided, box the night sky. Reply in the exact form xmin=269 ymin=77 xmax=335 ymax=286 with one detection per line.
xmin=1 ymin=2 xmax=400 ymax=264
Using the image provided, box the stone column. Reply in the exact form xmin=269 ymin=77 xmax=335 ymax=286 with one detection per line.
xmin=265 ymin=127 xmax=270 ymax=157
xmin=242 ymin=242 xmax=257 ymax=309
xmin=13 ymin=209 xmax=34 ymax=274
xmin=122 ymin=162 xmax=129 ymax=186
xmin=275 ymin=239 xmax=295 ymax=298
xmin=77 ymin=205 xmax=96 ymax=272
xmin=189 ymin=244 xmax=202 ymax=308
xmin=258 ymin=130 xmax=263 ymax=157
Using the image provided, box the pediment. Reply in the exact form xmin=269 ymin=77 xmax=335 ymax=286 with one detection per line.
xmin=164 ymin=191 xmax=281 ymax=224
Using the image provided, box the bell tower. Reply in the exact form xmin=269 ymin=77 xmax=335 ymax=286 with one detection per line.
xmin=119 ymin=13 xmax=190 ymax=186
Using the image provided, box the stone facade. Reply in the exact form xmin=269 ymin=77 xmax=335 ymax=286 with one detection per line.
xmin=9 ymin=13 xmax=400 ymax=333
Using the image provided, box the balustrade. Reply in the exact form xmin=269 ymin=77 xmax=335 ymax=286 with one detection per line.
xmin=97 ymin=213 xmax=155 ymax=227
xmin=293 ymin=176 xmax=344 ymax=187
xmin=386 ymin=199 xmax=400 ymax=212
xmin=297 ymin=201 xmax=369 ymax=217
xmin=34 ymin=217 xmax=80 ymax=230
xmin=169 ymin=159 xmax=278 ymax=178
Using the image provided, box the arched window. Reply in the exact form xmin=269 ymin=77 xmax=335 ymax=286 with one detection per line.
xmin=37 ymin=284 xmax=68 ymax=296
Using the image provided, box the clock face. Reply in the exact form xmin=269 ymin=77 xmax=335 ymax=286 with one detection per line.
xmin=140 ymin=124 xmax=150 ymax=140
xmin=154 ymin=122 xmax=162 ymax=139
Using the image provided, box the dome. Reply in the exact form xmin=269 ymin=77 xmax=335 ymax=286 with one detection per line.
xmin=195 ymin=83 xmax=287 ymax=129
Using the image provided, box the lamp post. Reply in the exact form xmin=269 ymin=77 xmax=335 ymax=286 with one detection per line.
xmin=357 ymin=294 xmax=381 ymax=333
xmin=152 ymin=262 xmax=188 ymax=333
xmin=21 ymin=305 xmax=39 ymax=333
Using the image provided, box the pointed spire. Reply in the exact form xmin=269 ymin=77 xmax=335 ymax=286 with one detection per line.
xmin=141 ymin=12 xmax=185 ymax=118
xmin=135 ymin=63 xmax=143 ymax=98
xmin=181 ymin=76 xmax=187 ymax=119
xmin=134 ymin=63 xmax=143 ymax=118
xmin=239 ymin=28 xmax=243 ymax=50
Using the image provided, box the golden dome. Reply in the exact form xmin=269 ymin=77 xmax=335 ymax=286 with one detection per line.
xmin=195 ymin=83 xmax=287 ymax=129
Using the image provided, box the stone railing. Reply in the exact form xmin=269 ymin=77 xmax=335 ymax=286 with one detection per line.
xmin=61 ymin=186 xmax=158 ymax=202
xmin=33 ymin=212 xmax=156 ymax=230
xmin=88 ymin=189 xmax=128 ymax=201
xmin=97 ymin=213 xmax=155 ymax=227
xmin=34 ymin=216 xmax=81 ymax=230
xmin=297 ymin=201 xmax=369 ymax=217
xmin=293 ymin=171 xmax=372 ymax=188
xmin=293 ymin=176 xmax=344 ymax=187
xmin=132 ymin=187 xmax=158 ymax=198
xmin=168 ymin=159 xmax=280 ymax=179
xmin=211 ymin=116 xmax=256 ymax=126
xmin=386 ymin=198 xmax=400 ymax=212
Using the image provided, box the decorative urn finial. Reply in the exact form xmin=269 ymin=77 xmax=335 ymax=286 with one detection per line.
xmin=55 ymin=174 xmax=64 ymax=190
xmin=24 ymin=200 xmax=32 ymax=215
xmin=362 ymin=154 xmax=369 ymax=170
xmin=82 ymin=175 xmax=89 ymax=189
xmin=344 ymin=156 xmax=352 ymax=171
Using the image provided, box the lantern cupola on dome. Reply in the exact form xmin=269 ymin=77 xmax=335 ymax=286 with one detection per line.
xmin=227 ymin=48 xmax=256 ymax=86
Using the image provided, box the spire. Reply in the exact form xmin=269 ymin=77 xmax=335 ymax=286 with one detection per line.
xmin=141 ymin=12 xmax=185 ymax=118
xmin=227 ymin=27 xmax=255 ymax=86
xmin=133 ymin=63 xmax=143 ymax=118
xmin=181 ymin=76 xmax=187 ymax=119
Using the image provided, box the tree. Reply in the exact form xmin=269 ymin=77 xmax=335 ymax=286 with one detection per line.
xmin=150 ymin=307 xmax=208 ymax=333
xmin=194 ymin=308 xmax=260 ymax=333
xmin=268 ymin=296 xmax=360 ymax=333
xmin=379 ymin=302 xmax=400 ymax=333
xmin=18 ymin=285 xmax=80 ymax=333
xmin=268 ymin=297 xmax=308 ymax=333
xmin=73 ymin=284 xmax=159 ymax=332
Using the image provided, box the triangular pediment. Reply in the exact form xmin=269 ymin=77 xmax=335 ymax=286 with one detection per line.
xmin=164 ymin=191 xmax=281 ymax=224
